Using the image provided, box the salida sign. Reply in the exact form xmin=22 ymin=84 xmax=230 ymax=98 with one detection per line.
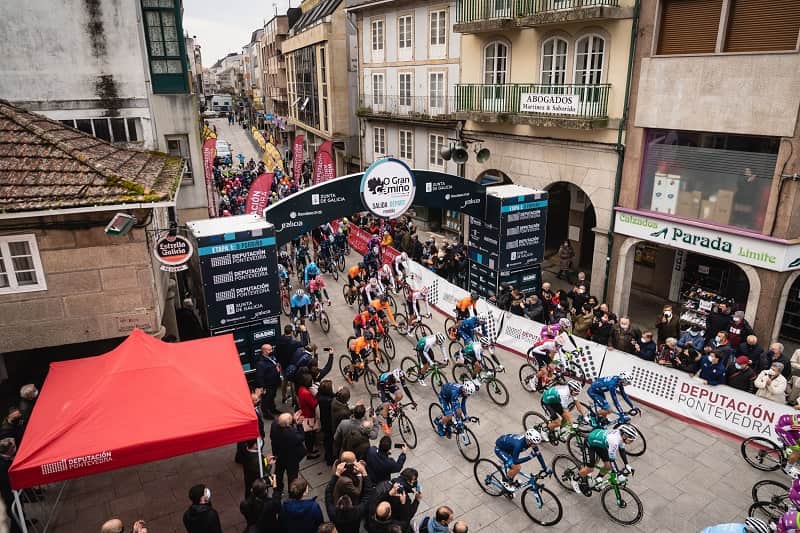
xmin=360 ymin=158 xmax=416 ymax=218
xmin=520 ymin=92 xmax=580 ymax=115
xmin=153 ymin=233 xmax=193 ymax=272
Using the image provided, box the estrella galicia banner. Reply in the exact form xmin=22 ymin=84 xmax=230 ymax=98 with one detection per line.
xmin=361 ymin=158 xmax=416 ymax=219
xmin=196 ymin=228 xmax=280 ymax=329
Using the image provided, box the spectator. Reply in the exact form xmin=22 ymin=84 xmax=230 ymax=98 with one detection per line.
xmin=675 ymin=345 xmax=702 ymax=374
xmin=0 ymin=438 xmax=19 ymax=533
xmin=270 ymin=413 xmax=306 ymax=494
xmin=569 ymin=284 xmax=589 ymax=314
xmin=654 ymin=305 xmax=680 ymax=343
xmin=318 ymin=523 xmax=337 ymax=533
xmin=238 ymin=439 xmax=264 ymax=499
xmin=754 ymin=362 xmax=788 ymax=403
xmin=557 ymin=241 xmax=574 ymax=280
xmin=495 ymin=284 xmax=512 ymax=311
xmin=610 ymin=316 xmax=640 ymax=354
xmin=255 ymin=344 xmax=281 ymax=419
xmin=297 ymin=373 xmax=320 ymax=459
xmin=18 ymin=384 xmax=37 ymax=430
xmin=726 ymin=356 xmax=756 ymax=393
xmin=575 ymin=271 xmax=590 ymax=293
xmin=590 ymin=313 xmax=613 ymax=345
xmin=333 ymin=493 xmax=370 ymax=533
xmin=240 ymin=477 xmax=280 ymax=533
xmin=384 ymin=469 xmax=421 ymax=531
xmin=342 ymin=420 xmax=375 ymax=461
xmin=705 ymin=302 xmax=731 ymax=345
xmin=760 ymin=343 xmax=791 ymax=379
xmin=183 ymin=484 xmax=222 ymax=533
xmin=738 ymin=335 xmax=765 ymax=369
xmin=418 ymin=506 xmax=454 ymax=533
xmin=317 ymin=380 xmax=336 ymax=465
xmin=508 ymin=295 xmax=526 ymax=317
xmin=726 ymin=311 xmax=752 ymax=352
xmin=334 ymin=404 xmax=377 ymax=459
xmin=704 ymin=331 xmax=734 ymax=367
xmin=331 ymin=452 xmax=365 ymax=504
xmin=523 ymin=295 xmax=544 ymax=323
xmin=0 ymin=408 xmax=23 ymax=445
xmin=275 ymin=325 xmax=305 ymax=403
xmin=452 ymin=521 xmax=469 ymax=533
xmin=280 ymin=478 xmax=324 ymax=533
xmin=632 ymin=331 xmax=657 ymax=362
xmin=572 ymin=304 xmax=594 ymax=339
xmin=677 ymin=326 xmax=705 ymax=352
xmin=331 ymin=388 xmax=353 ymax=436
xmin=695 ymin=350 xmax=726 ymax=385
xmin=790 ymin=349 xmax=800 ymax=404
xmin=655 ymin=337 xmax=680 ymax=367
xmin=366 ymin=437 xmax=406 ymax=484
xmin=366 ymin=501 xmax=402 ymax=533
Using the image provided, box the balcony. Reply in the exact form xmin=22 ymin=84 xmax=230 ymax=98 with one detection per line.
xmin=455 ymin=83 xmax=610 ymax=129
xmin=357 ymin=95 xmax=459 ymax=125
xmin=454 ymin=0 xmax=630 ymax=33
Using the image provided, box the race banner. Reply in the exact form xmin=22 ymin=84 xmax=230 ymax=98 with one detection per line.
xmin=292 ymin=134 xmax=304 ymax=180
xmin=244 ymin=173 xmax=274 ymax=216
xmin=313 ymin=141 xmax=336 ymax=184
xmin=202 ymin=137 xmax=217 ymax=217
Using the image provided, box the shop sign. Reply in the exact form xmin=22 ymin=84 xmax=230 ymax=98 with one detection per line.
xmin=615 ymin=211 xmax=800 ymax=272
xmin=361 ymin=158 xmax=416 ymax=219
xmin=153 ymin=233 xmax=193 ymax=272
xmin=520 ymin=93 xmax=580 ymax=115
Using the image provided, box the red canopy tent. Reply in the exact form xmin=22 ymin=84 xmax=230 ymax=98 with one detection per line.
xmin=9 ymin=329 xmax=258 ymax=489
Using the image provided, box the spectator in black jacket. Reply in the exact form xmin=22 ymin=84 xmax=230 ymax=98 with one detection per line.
xmin=705 ymin=302 xmax=731 ymax=345
xmin=0 ymin=438 xmax=20 ymax=533
xmin=183 ymin=484 xmax=222 ymax=533
xmin=738 ymin=335 xmax=765 ymax=368
xmin=275 ymin=325 xmax=304 ymax=403
xmin=240 ymin=477 xmax=281 ymax=533
xmin=524 ymin=295 xmax=545 ymax=322
xmin=317 ymin=380 xmax=336 ymax=465
xmin=256 ymin=344 xmax=281 ymax=419
xmin=384 ymin=469 xmax=421 ymax=531
xmin=726 ymin=356 xmax=756 ymax=393
xmin=591 ymin=313 xmax=613 ymax=346
xmin=270 ymin=413 xmax=306 ymax=494
xmin=366 ymin=501 xmax=403 ymax=533
xmin=366 ymin=437 xmax=407 ymax=484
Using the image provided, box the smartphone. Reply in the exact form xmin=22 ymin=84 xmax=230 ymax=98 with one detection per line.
xmin=394 ymin=443 xmax=404 ymax=449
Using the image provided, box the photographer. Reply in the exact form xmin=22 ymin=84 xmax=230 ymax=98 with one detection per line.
xmin=377 ymin=468 xmax=421 ymax=533
xmin=366 ymin=437 xmax=407 ymax=484
xmin=754 ymin=361 xmax=787 ymax=403
xmin=654 ymin=305 xmax=680 ymax=343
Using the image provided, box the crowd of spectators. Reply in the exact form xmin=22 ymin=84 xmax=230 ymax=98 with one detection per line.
xmin=214 ymin=158 xmax=302 ymax=217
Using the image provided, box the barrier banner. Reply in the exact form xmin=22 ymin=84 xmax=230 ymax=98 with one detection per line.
xmin=292 ymin=134 xmax=304 ymax=180
xmin=600 ymin=349 xmax=793 ymax=440
xmin=313 ymin=141 xmax=336 ymax=184
xmin=244 ymin=173 xmax=274 ymax=216
xmin=202 ymin=137 xmax=217 ymax=217
xmin=347 ymin=225 xmax=401 ymax=267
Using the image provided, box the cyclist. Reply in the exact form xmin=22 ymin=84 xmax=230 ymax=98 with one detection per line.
xmin=494 ymin=430 xmax=550 ymax=493
xmin=775 ymin=414 xmax=800 ymax=478
xmin=278 ymin=249 xmax=292 ymax=273
xmin=587 ymin=370 xmax=638 ymax=423
xmin=295 ymin=237 xmax=311 ymax=270
xmin=363 ymin=246 xmax=381 ymax=277
xmin=290 ymin=289 xmax=311 ymax=322
xmin=458 ymin=316 xmax=504 ymax=372
xmin=353 ymin=306 xmax=383 ymax=338
xmin=415 ymin=332 xmax=447 ymax=386
xmin=347 ymin=262 xmax=367 ymax=300
xmin=435 ymin=381 xmax=476 ymax=438
xmin=406 ymin=286 xmax=431 ymax=326
xmin=317 ymin=234 xmax=332 ymax=268
xmin=370 ymin=294 xmax=397 ymax=328
xmin=361 ymin=277 xmax=384 ymax=308
xmin=528 ymin=334 xmax=563 ymax=390
xmin=393 ymin=251 xmax=410 ymax=278
xmin=333 ymin=227 xmax=348 ymax=255
xmin=379 ymin=263 xmax=396 ymax=293
xmin=339 ymin=217 xmax=350 ymax=236
xmin=307 ymin=276 xmax=331 ymax=307
xmin=459 ymin=338 xmax=490 ymax=378
xmin=455 ymin=292 xmax=479 ymax=321
xmin=346 ymin=331 xmax=377 ymax=384
xmin=303 ymin=261 xmax=320 ymax=284
xmin=572 ymin=425 xmax=637 ymax=496
xmin=540 ymin=380 xmax=587 ymax=442
xmin=277 ymin=263 xmax=291 ymax=290
xmin=378 ymin=368 xmax=416 ymax=434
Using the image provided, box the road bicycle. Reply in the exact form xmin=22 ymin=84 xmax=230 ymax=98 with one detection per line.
xmin=400 ymin=353 xmax=449 ymax=396
xmin=341 ymin=280 xmax=362 ymax=306
xmin=748 ymin=479 xmax=791 ymax=522
xmin=448 ymin=336 xmax=498 ymax=363
xmin=551 ymin=454 xmax=643 ymax=525
xmin=451 ymin=357 xmax=509 ymax=406
xmin=332 ymin=246 xmax=346 ymax=272
xmin=523 ymin=343 xmax=588 ymax=386
xmin=741 ymin=435 xmax=791 ymax=472
xmin=347 ymin=326 xmax=395 ymax=361
xmin=358 ymin=293 xmax=398 ymax=315
xmin=280 ymin=282 xmax=292 ymax=317
xmin=338 ymin=349 xmax=386 ymax=395
xmin=519 ymin=360 xmax=585 ymax=393
xmin=307 ymin=298 xmax=330 ymax=334
xmin=317 ymin=255 xmax=339 ymax=281
xmin=473 ymin=459 xmax=563 ymax=526
xmin=394 ymin=312 xmax=433 ymax=340
xmin=370 ymin=396 xmax=417 ymax=449
xmin=427 ymin=405 xmax=480 ymax=462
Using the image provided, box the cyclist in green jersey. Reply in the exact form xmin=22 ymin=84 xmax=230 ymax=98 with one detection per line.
xmin=415 ymin=333 xmax=447 ymax=385
xmin=572 ymin=425 xmax=637 ymax=496
xmin=540 ymin=380 xmax=587 ymax=442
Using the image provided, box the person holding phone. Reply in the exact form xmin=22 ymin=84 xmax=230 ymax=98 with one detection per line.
xmin=365 ymin=436 xmax=407 ymax=483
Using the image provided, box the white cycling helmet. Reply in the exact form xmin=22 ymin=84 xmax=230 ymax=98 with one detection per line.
xmin=559 ymin=318 xmax=572 ymax=330
xmin=369 ymin=278 xmax=378 ymax=286
xmin=295 ymin=289 xmax=305 ymax=297
xmin=435 ymin=333 xmax=446 ymax=345
xmin=618 ymin=370 xmax=633 ymax=384
xmin=567 ymin=380 xmax=582 ymax=395
xmin=479 ymin=336 xmax=491 ymax=347
xmin=392 ymin=368 xmax=405 ymax=380
xmin=461 ymin=381 xmax=477 ymax=396
xmin=401 ymin=252 xmax=408 ymax=261
xmin=744 ymin=518 xmax=771 ymax=533
xmin=618 ymin=424 xmax=638 ymax=441
xmin=524 ymin=429 xmax=542 ymax=445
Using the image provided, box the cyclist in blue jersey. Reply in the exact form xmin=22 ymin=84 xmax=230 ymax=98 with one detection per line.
xmin=457 ymin=316 xmax=486 ymax=344
xmin=278 ymin=263 xmax=290 ymax=289
xmin=290 ymin=289 xmax=312 ymax=321
xmin=587 ymin=370 xmax=638 ymax=422
xmin=304 ymin=261 xmax=320 ymax=284
xmin=436 ymin=381 xmax=476 ymax=438
xmin=572 ymin=425 xmax=637 ymax=496
xmin=377 ymin=369 xmax=416 ymax=434
xmin=494 ymin=430 xmax=551 ymax=493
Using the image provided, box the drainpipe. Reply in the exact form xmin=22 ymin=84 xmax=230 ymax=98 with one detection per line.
xmin=601 ymin=0 xmax=641 ymax=303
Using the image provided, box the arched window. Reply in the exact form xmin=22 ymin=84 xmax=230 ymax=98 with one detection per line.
xmin=574 ymin=34 xmax=605 ymax=85
xmin=483 ymin=41 xmax=508 ymax=85
xmin=541 ymin=37 xmax=568 ymax=85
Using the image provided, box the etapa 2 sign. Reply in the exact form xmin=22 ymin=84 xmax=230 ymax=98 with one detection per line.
xmin=615 ymin=210 xmax=800 ymax=272
xmin=520 ymin=93 xmax=581 ymax=115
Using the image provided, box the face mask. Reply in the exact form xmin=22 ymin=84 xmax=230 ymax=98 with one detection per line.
xmin=664 ymin=312 xmax=672 ymax=318
xmin=204 ymin=488 xmax=211 ymax=501
xmin=33 ymin=390 xmax=39 ymax=398
xmin=735 ymin=363 xmax=743 ymax=370
xmin=715 ymin=336 xmax=721 ymax=344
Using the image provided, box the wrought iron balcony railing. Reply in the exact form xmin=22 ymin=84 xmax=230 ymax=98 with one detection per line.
xmin=455 ymin=83 xmax=610 ymax=119
xmin=456 ymin=0 xmax=620 ymax=24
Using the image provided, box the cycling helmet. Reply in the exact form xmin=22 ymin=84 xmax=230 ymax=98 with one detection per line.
xmin=461 ymin=381 xmax=477 ymax=396
xmin=618 ymin=370 xmax=633 ymax=384
xmin=379 ymin=295 xmax=389 ymax=303
xmin=744 ymin=518 xmax=771 ymax=533
xmin=559 ymin=318 xmax=572 ymax=330
xmin=295 ymin=289 xmax=305 ymax=297
xmin=476 ymin=317 xmax=487 ymax=326
xmin=364 ymin=331 xmax=375 ymax=340
xmin=567 ymin=380 xmax=582 ymax=395
xmin=369 ymin=278 xmax=378 ymax=286
xmin=401 ymin=252 xmax=408 ymax=261
xmin=367 ymin=306 xmax=377 ymax=314
xmin=479 ymin=337 xmax=491 ymax=347
xmin=280 ymin=250 xmax=289 ymax=258
xmin=358 ymin=262 xmax=365 ymax=269
xmin=618 ymin=424 xmax=638 ymax=441
xmin=342 ymin=217 xmax=349 ymax=223
xmin=524 ymin=428 xmax=542 ymax=445
xmin=470 ymin=291 xmax=479 ymax=301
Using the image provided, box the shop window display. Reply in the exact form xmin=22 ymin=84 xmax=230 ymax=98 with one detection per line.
xmin=638 ymin=130 xmax=779 ymax=232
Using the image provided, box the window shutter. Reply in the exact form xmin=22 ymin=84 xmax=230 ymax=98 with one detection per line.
xmin=725 ymin=0 xmax=800 ymax=52
xmin=657 ymin=0 xmax=723 ymax=55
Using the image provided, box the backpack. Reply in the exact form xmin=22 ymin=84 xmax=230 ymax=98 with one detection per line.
xmin=285 ymin=352 xmax=312 ymax=380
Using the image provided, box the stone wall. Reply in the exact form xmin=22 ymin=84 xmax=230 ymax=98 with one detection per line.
xmin=0 ymin=210 xmax=164 ymax=353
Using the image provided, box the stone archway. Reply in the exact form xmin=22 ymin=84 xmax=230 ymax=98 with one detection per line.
xmin=543 ymin=181 xmax=597 ymax=273
xmin=773 ymin=270 xmax=800 ymax=343
xmin=476 ymin=169 xmax=512 ymax=186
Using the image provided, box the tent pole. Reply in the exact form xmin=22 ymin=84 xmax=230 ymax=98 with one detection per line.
xmin=257 ymin=437 xmax=264 ymax=479
xmin=12 ymin=490 xmax=28 ymax=533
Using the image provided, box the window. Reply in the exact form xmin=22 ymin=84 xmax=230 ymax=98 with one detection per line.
xmin=399 ymin=73 xmax=412 ymax=107
xmin=374 ymin=127 xmax=386 ymax=156
xmin=574 ymin=35 xmax=604 ymax=85
xmin=638 ymin=129 xmax=779 ymax=231
xmin=430 ymin=10 xmax=446 ymax=46
xmin=371 ymin=20 xmax=384 ymax=51
xmin=657 ymin=0 xmax=722 ymax=55
xmin=399 ymin=130 xmax=413 ymax=161
xmin=429 ymin=134 xmax=446 ymax=168
xmin=59 ymin=118 xmax=141 ymax=144
xmin=141 ymin=0 xmax=188 ymax=93
xmin=0 ymin=235 xmax=46 ymax=294
xmin=166 ymin=134 xmax=193 ymax=184
xmin=398 ymin=15 xmax=413 ymax=50
xmin=483 ymin=42 xmax=508 ymax=85
xmin=724 ymin=0 xmax=800 ymax=52
xmin=319 ymin=45 xmax=329 ymax=132
xmin=429 ymin=72 xmax=445 ymax=112
xmin=372 ymin=73 xmax=385 ymax=106
xmin=541 ymin=38 xmax=568 ymax=85
xmin=291 ymin=46 xmax=320 ymax=129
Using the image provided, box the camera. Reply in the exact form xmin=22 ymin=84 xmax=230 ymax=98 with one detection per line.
xmin=394 ymin=443 xmax=404 ymax=449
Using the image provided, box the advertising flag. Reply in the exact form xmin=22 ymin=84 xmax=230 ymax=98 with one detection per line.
xmin=312 ymin=141 xmax=336 ymax=184
xmin=244 ymin=173 xmax=274 ymax=215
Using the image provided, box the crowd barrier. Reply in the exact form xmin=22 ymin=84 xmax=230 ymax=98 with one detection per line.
xmin=344 ymin=226 xmax=792 ymax=440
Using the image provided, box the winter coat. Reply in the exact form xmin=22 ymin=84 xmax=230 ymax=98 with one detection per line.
xmin=571 ymin=312 xmax=594 ymax=339
xmin=270 ymin=422 xmax=306 ymax=466
xmin=754 ymin=370 xmax=787 ymax=404
xmin=255 ymin=355 xmax=281 ymax=388
xmin=239 ymin=491 xmax=281 ymax=532
xmin=317 ymin=390 xmax=335 ymax=434
xmin=611 ymin=325 xmax=640 ymax=354
xmin=590 ymin=321 xmax=613 ymax=346
xmin=655 ymin=314 xmax=681 ymax=342
xmin=280 ymin=497 xmax=324 ymax=533
xmin=705 ymin=311 xmax=731 ymax=343
xmin=726 ymin=320 xmax=753 ymax=350
xmin=365 ymin=446 xmax=406 ymax=484
xmin=678 ymin=330 xmax=705 ymax=351
xmin=698 ymin=356 xmax=726 ymax=385
xmin=331 ymin=398 xmax=351 ymax=433
xmin=558 ymin=244 xmax=574 ymax=270
xmin=725 ymin=365 xmax=756 ymax=393
xmin=634 ymin=339 xmax=657 ymax=362
xmin=182 ymin=504 xmax=223 ymax=533
xmin=738 ymin=343 xmax=765 ymax=368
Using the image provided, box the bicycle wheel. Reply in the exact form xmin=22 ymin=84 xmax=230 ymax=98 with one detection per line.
xmin=521 ymin=486 xmax=563 ymax=527
xmin=451 ymin=363 xmax=473 ymax=383
xmin=566 ymin=360 xmax=587 ymax=385
xmin=341 ymin=284 xmax=351 ymax=304
xmin=338 ymin=354 xmax=353 ymax=380
xmin=457 ymin=427 xmax=481 ymax=463
xmin=414 ymin=323 xmax=432 ymax=341
xmin=431 ymin=369 xmax=447 ymax=396
xmin=486 ymin=378 xmax=510 ymax=406
xmin=364 ymin=368 xmax=379 ymax=396
xmin=448 ymin=341 xmax=463 ymax=359
xmin=319 ymin=311 xmax=330 ymax=333
xmin=395 ymin=313 xmax=409 ymax=336
xmin=374 ymin=349 xmax=390 ymax=373
xmin=383 ymin=335 xmax=396 ymax=360
xmin=522 ymin=411 xmax=549 ymax=433
xmin=551 ymin=454 xmax=581 ymax=492
xmin=428 ymin=403 xmax=444 ymax=431
xmin=749 ymin=500 xmax=788 ymax=522
xmin=601 ymin=485 xmax=644 ymax=526
xmin=387 ymin=294 xmax=397 ymax=314
xmin=400 ymin=356 xmax=420 ymax=383
xmin=518 ymin=364 xmax=538 ymax=393
xmin=281 ymin=295 xmax=291 ymax=317
xmin=398 ymin=413 xmax=417 ymax=449
xmin=329 ymin=266 xmax=339 ymax=281
xmin=445 ymin=318 xmax=457 ymax=340
xmin=741 ymin=437 xmax=783 ymax=471
xmin=337 ymin=254 xmax=345 ymax=272
xmin=566 ymin=433 xmax=585 ymax=463
xmin=473 ymin=458 xmax=505 ymax=497
xmin=621 ymin=424 xmax=646 ymax=457
xmin=752 ymin=479 xmax=790 ymax=504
